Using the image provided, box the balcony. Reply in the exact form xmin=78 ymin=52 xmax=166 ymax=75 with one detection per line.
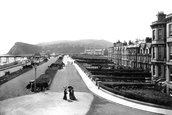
xmin=152 ymin=40 xmax=165 ymax=45
xmin=151 ymin=58 xmax=165 ymax=63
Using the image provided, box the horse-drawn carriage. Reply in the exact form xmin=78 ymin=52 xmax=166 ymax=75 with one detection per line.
xmin=26 ymin=74 xmax=50 ymax=92
xmin=48 ymin=62 xmax=65 ymax=69
xmin=26 ymin=80 xmax=49 ymax=92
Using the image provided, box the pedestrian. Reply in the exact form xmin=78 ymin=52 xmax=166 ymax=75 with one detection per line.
xmin=68 ymin=86 xmax=72 ymax=100
xmin=71 ymin=87 xmax=77 ymax=100
xmin=63 ymin=87 xmax=68 ymax=100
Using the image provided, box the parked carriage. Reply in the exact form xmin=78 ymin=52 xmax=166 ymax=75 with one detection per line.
xmin=26 ymin=80 xmax=49 ymax=92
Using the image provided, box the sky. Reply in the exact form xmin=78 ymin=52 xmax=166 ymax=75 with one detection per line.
xmin=0 ymin=0 xmax=172 ymax=54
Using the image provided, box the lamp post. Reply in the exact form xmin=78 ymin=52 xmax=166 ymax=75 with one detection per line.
xmin=34 ymin=58 xmax=37 ymax=92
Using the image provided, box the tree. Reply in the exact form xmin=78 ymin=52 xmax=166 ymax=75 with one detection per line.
xmin=123 ymin=40 xmax=127 ymax=46
xmin=145 ymin=37 xmax=152 ymax=43
xmin=117 ymin=40 xmax=121 ymax=43
xmin=128 ymin=40 xmax=134 ymax=45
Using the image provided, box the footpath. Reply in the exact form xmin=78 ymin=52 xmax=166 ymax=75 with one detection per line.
xmin=73 ymin=58 xmax=172 ymax=115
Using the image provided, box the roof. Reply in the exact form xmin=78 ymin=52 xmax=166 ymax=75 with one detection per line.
xmin=146 ymin=43 xmax=152 ymax=48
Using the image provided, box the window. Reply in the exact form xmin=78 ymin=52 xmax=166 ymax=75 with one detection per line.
xmin=152 ymin=47 xmax=155 ymax=59
xmin=158 ymin=47 xmax=163 ymax=60
xmin=169 ymin=24 xmax=172 ymax=37
xmin=153 ymin=30 xmax=155 ymax=40
xmin=158 ymin=65 xmax=161 ymax=76
xmin=158 ymin=29 xmax=163 ymax=40
xmin=169 ymin=43 xmax=172 ymax=60
xmin=153 ymin=65 xmax=155 ymax=75
xmin=170 ymin=66 xmax=172 ymax=82
xmin=140 ymin=49 xmax=142 ymax=54
xmin=145 ymin=48 xmax=149 ymax=54
xmin=149 ymin=48 xmax=151 ymax=54
xmin=158 ymin=46 xmax=163 ymax=60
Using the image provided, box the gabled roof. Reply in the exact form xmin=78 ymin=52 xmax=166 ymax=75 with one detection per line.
xmin=140 ymin=43 xmax=146 ymax=49
xmin=146 ymin=43 xmax=151 ymax=48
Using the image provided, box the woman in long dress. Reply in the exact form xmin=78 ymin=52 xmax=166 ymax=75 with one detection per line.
xmin=71 ymin=88 xmax=77 ymax=100
xmin=68 ymin=88 xmax=72 ymax=100
xmin=63 ymin=87 xmax=68 ymax=100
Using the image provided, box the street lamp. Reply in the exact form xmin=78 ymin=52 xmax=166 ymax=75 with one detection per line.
xmin=34 ymin=57 xmax=37 ymax=92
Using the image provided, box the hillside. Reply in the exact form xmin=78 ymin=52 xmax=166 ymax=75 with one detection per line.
xmin=7 ymin=42 xmax=43 ymax=55
xmin=37 ymin=39 xmax=112 ymax=49
xmin=7 ymin=39 xmax=113 ymax=55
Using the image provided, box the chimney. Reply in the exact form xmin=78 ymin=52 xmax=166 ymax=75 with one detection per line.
xmin=157 ymin=11 xmax=166 ymax=21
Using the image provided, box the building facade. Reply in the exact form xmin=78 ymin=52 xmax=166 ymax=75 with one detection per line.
xmin=166 ymin=13 xmax=172 ymax=94
xmin=150 ymin=12 xmax=166 ymax=84
xmin=113 ymin=42 xmax=123 ymax=66
xmin=107 ymin=12 xmax=172 ymax=95
xmin=127 ymin=43 xmax=139 ymax=68
xmin=84 ymin=48 xmax=108 ymax=56
xmin=108 ymin=46 xmax=114 ymax=61
xmin=150 ymin=12 xmax=172 ymax=95
xmin=111 ymin=39 xmax=151 ymax=71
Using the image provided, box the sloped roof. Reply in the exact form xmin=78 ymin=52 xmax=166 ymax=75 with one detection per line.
xmin=140 ymin=43 xmax=146 ymax=49
xmin=146 ymin=43 xmax=152 ymax=48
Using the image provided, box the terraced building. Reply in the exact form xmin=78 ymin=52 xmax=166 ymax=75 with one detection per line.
xmin=150 ymin=12 xmax=166 ymax=84
xmin=110 ymin=39 xmax=151 ymax=70
xmin=108 ymin=12 xmax=172 ymax=96
xmin=165 ymin=13 xmax=172 ymax=95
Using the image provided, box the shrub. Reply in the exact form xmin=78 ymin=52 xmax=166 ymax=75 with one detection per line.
xmin=100 ymin=83 xmax=172 ymax=108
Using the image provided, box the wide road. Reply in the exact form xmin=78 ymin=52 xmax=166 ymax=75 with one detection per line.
xmin=0 ymin=57 xmax=57 ymax=101
xmin=49 ymin=56 xmax=160 ymax=115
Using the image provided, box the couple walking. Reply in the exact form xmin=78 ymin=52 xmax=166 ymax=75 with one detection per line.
xmin=63 ymin=86 xmax=77 ymax=101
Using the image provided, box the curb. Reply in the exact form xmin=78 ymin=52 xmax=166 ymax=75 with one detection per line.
xmin=73 ymin=62 xmax=172 ymax=115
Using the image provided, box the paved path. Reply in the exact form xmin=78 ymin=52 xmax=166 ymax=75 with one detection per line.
xmin=49 ymin=56 xmax=160 ymax=115
xmin=0 ymin=56 xmax=162 ymax=115
xmin=49 ymin=63 xmax=90 ymax=93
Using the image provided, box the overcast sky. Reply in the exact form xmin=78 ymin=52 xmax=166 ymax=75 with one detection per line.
xmin=0 ymin=0 xmax=171 ymax=54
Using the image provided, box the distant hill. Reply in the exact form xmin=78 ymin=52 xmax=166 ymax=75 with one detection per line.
xmin=70 ymin=39 xmax=112 ymax=48
xmin=7 ymin=42 xmax=43 ymax=55
xmin=7 ymin=39 xmax=113 ymax=55
xmin=37 ymin=40 xmax=71 ymax=46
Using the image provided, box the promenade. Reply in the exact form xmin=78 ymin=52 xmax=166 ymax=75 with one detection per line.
xmin=0 ymin=56 xmax=165 ymax=115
